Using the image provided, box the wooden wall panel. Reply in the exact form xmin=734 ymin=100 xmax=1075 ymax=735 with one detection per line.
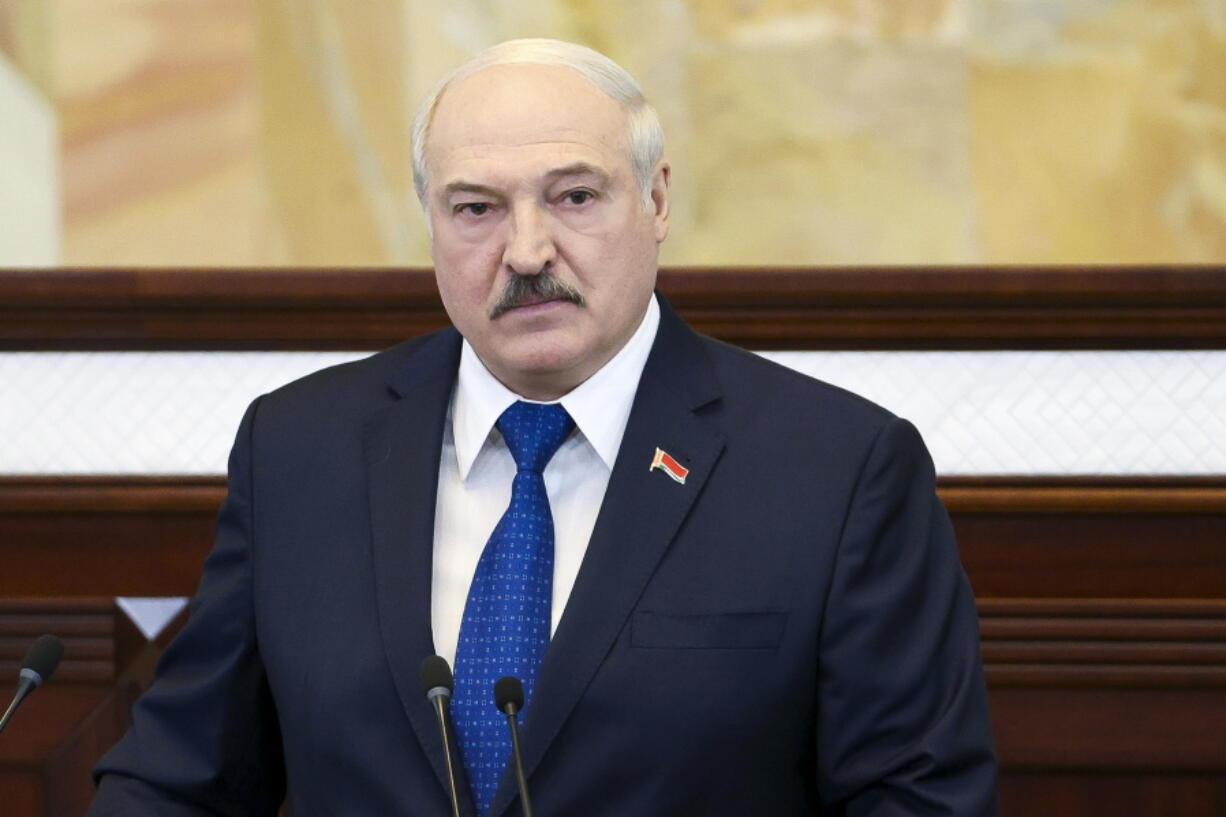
xmin=982 ymin=598 xmax=1226 ymax=813
xmin=1000 ymin=774 xmax=1226 ymax=817
xmin=40 ymin=684 xmax=140 ymax=817
xmin=957 ymin=515 xmax=1226 ymax=598
xmin=1 ymin=516 xmax=212 ymax=598
xmin=0 ymin=680 xmax=133 ymax=817
xmin=3 ymin=266 xmax=1225 ymax=350
xmin=981 ymin=599 xmax=1226 ymax=691
xmin=0 ymin=478 xmax=220 ymax=597
xmin=992 ymin=688 xmax=1226 ymax=769
xmin=0 ymin=601 xmax=173 ymax=817
xmin=0 ymin=599 xmax=114 ymax=682
xmin=946 ymin=477 xmax=1226 ymax=599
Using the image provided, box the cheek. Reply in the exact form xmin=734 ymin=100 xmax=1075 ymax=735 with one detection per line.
xmin=560 ymin=224 xmax=639 ymax=280
xmin=434 ymin=243 xmax=502 ymax=299
xmin=434 ymin=266 xmax=486 ymax=330
xmin=555 ymin=205 xmax=608 ymax=235
xmin=432 ymin=213 xmax=503 ymax=260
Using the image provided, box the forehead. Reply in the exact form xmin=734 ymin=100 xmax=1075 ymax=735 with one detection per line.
xmin=426 ymin=63 xmax=631 ymax=184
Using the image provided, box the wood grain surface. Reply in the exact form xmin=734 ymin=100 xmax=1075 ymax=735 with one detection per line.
xmin=4 ymin=266 xmax=1225 ymax=349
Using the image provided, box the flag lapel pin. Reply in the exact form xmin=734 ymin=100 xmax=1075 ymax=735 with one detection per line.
xmin=650 ymin=447 xmax=689 ymax=485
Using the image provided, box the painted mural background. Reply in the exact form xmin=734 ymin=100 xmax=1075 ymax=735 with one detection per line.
xmin=2 ymin=0 xmax=1224 ymax=266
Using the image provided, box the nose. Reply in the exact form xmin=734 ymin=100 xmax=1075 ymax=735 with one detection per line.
xmin=501 ymin=202 xmax=556 ymax=276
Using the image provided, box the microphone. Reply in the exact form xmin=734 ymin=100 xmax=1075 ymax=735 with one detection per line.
xmin=494 ymin=676 xmax=534 ymax=817
xmin=0 ymin=634 xmax=65 ymax=736
xmin=419 ymin=656 xmax=463 ymax=817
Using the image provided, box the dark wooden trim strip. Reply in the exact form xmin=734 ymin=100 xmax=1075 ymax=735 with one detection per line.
xmin=984 ymin=641 xmax=1226 ymax=664
xmin=980 ymin=598 xmax=1226 ymax=689
xmin=979 ymin=598 xmax=1226 ymax=617
xmin=3 ymin=266 xmax=1225 ymax=350
xmin=940 ymin=476 xmax=1226 ymax=514
xmin=0 ymin=599 xmax=115 ymax=683
xmin=987 ymin=665 xmax=1226 ymax=688
xmin=0 ymin=476 xmax=226 ymax=513
xmin=982 ymin=618 xmax=1226 ymax=641
xmin=4 ymin=474 xmax=1224 ymax=514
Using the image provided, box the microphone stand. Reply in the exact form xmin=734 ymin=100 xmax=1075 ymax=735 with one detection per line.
xmin=430 ymin=691 xmax=464 ymax=817
xmin=502 ymin=701 xmax=533 ymax=817
xmin=495 ymin=676 xmax=534 ymax=817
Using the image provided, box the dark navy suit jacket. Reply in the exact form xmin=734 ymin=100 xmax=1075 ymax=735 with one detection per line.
xmin=89 ymin=297 xmax=998 ymax=816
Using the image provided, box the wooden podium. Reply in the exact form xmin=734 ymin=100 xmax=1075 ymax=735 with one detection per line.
xmin=0 ymin=599 xmax=185 ymax=817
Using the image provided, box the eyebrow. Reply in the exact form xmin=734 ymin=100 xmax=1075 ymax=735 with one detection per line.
xmin=543 ymin=162 xmax=612 ymax=186
xmin=440 ymin=162 xmax=614 ymax=200
xmin=440 ymin=181 xmax=501 ymax=199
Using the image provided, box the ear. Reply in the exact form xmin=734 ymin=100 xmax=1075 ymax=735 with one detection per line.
xmin=650 ymin=161 xmax=671 ymax=243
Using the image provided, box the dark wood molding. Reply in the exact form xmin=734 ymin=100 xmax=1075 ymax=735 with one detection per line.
xmin=0 ymin=476 xmax=226 ymax=514
xmin=0 ymin=599 xmax=115 ymax=683
xmin=938 ymin=476 xmax=1226 ymax=514
xmin=0 ymin=598 xmax=185 ymax=687
xmin=3 ymin=266 xmax=1225 ymax=350
xmin=980 ymin=598 xmax=1226 ymax=689
xmin=5 ymin=474 xmax=1224 ymax=513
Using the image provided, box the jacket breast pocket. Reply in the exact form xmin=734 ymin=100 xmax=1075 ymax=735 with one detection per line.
xmin=630 ymin=611 xmax=788 ymax=650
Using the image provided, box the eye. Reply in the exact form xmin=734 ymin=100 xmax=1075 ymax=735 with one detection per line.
xmin=455 ymin=202 xmax=491 ymax=217
xmin=563 ymin=189 xmax=595 ymax=206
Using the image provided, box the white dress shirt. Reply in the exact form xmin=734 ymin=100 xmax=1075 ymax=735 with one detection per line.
xmin=430 ymin=295 xmax=661 ymax=666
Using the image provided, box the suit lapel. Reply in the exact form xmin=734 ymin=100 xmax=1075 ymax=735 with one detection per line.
xmin=488 ymin=298 xmax=726 ymax=817
xmin=363 ymin=330 xmax=477 ymax=815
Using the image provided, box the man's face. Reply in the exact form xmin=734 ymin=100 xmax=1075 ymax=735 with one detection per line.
xmin=424 ymin=63 xmax=670 ymax=400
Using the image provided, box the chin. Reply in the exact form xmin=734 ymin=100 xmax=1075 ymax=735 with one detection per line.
xmin=491 ymin=340 xmax=596 ymax=393
xmin=504 ymin=348 xmax=586 ymax=379
xmin=494 ymin=326 xmax=586 ymax=368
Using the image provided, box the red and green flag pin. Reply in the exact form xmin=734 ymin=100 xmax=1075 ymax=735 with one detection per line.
xmin=650 ymin=447 xmax=689 ymax=484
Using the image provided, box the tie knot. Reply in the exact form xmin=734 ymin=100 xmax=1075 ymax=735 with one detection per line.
xmin=496 ymin=401 xmax=575 ymax=473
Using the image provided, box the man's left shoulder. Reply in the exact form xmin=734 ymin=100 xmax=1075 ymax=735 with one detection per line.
xmin=698 ymin=336 xmax=899 ymax=440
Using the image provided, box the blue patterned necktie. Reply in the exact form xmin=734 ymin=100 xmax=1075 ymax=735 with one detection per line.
xmin=452 ymin=401 xmax=574 ymax=814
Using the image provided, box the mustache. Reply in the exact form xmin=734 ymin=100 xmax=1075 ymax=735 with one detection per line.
xmin=488 ymin=268 xmax=585 ymax=319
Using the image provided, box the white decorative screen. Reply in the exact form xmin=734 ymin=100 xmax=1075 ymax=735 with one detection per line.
xmin=762 ymin=351 xmax=1226 ymax=475
xmin=2 ymin=351 xmax=1223 ymax=475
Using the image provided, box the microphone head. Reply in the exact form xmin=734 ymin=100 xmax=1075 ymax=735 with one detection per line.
xmin=419 ymin=655 xmax=454 ymax=700
xmin=20 ymin=634 xmax=64 ymax=687
xmin=494 ymin=676 xmax=524 ymax=713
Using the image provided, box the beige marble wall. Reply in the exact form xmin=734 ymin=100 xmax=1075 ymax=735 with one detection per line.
xmin=6 ymin=0 xmax=1226 ymax=266
xmin=0 ymin=0 xmax=51 ymax=93
xmin=0 ymin=53 xmax=58 ymax=265
xmin=258 ymin=0 xmax=419 ymax=264
xmin=0 ymin=1 xmax=57 ymax=265
xmin=54 ymin=0 xmax=278 ymax=265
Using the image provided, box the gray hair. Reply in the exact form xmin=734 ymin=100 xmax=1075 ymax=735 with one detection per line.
xmin=410 ymin=38 xmax=665 ymax=210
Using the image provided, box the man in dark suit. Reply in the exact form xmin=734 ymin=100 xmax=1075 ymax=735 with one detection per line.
xmin=89 ymin=39 xmax=997 ymax=816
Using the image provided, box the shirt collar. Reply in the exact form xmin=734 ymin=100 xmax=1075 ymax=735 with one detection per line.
xmin=452 ymin=293 xmax=660 ymax=479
